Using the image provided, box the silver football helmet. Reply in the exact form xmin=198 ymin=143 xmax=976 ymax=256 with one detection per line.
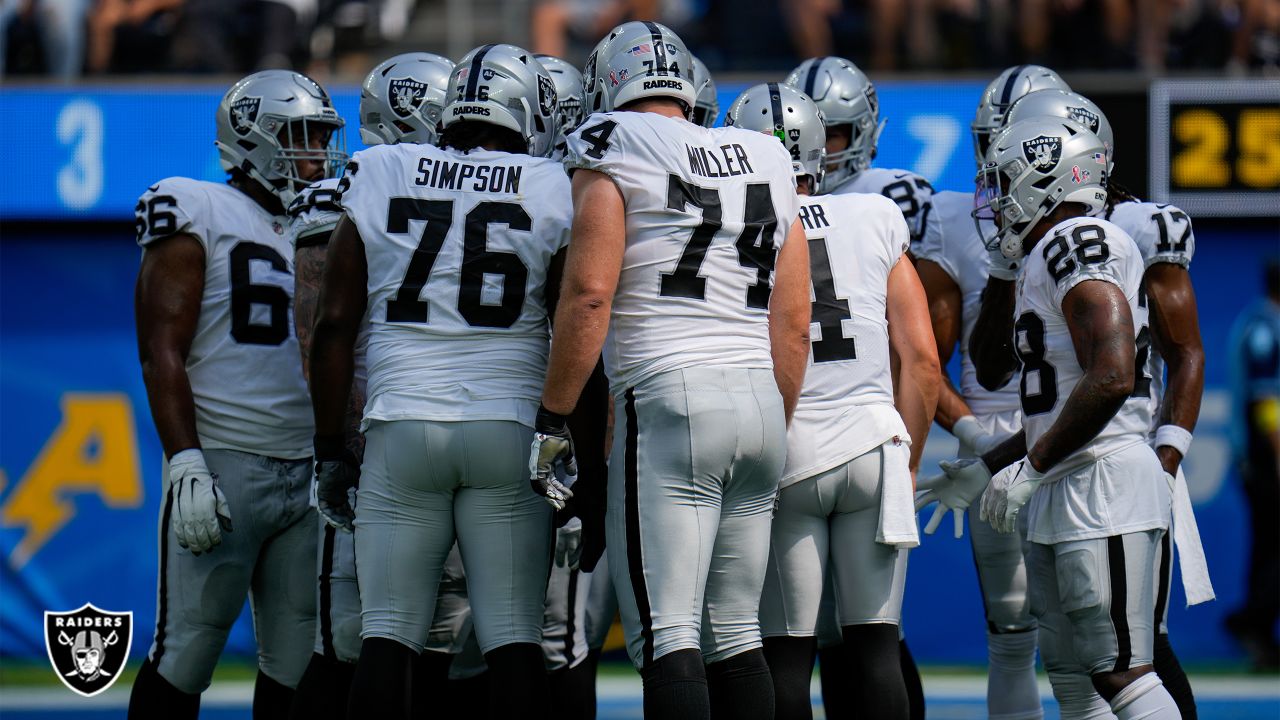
xmin=971 ymin=65 xmax=1070 ymax=166
xmin=691 ymin=54 xmax=719 ymax=127
xmin=443 ymin=44 xmax=559 ymax=158
xmin=536 ymin=54 xmax=586 ymax=141
xmin=1004 ymin=89 xmax=1114 ymax=173
xmin=215 ymin=70 xmax=347 ymax=207
xmin=583 ymin=21 xmax=698 ymax=118
xmin=974 ymin=117 xmax=1108 ymax=260
xmin=360 ymin=52 xmax=455 ymax=146
xmin=725 ymin=82 xmax=826 ymax=190
xmin=785 ymin=56 xmax=883 ymax=188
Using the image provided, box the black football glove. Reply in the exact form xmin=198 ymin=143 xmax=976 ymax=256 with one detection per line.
xmin=314 ymin=434 xmax=359 ymax=532
xmin=528 ymin=405 xmax=577 ymax=510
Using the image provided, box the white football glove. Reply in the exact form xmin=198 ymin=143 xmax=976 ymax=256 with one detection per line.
xmin=916 ymin=458 xmax=993 ymax=538
xmin=979 ymin=457 xmax=1046 ymax=534
xmin=528 ymin=406 xmax=577 ymax=511
xmin=168 ymin=449 xmax=232 ymax=555
xmin=986 ymin=245 xmax=1021 ymax=282
xmin=952 ymin=415 xmax=1000 ymax=456
xmin=555 ymin=517 xmax=583 ymax=570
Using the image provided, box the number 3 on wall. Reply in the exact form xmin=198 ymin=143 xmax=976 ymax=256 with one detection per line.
xmin=57 ymin=100 xmax=105 ymax=211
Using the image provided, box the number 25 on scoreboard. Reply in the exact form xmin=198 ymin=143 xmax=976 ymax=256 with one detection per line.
xmin=1170 ymin=104 xmax=1280 ymax=191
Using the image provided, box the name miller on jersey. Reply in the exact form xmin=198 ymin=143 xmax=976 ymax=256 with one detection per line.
xmin=686 ymin=142 xmax=755 ymax=179
xmin=414 ymin=156 xmax=523 ymax=193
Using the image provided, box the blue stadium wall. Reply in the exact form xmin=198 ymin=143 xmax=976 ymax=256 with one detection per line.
xmin=0 ymin=83 xmax=1274 ymax=664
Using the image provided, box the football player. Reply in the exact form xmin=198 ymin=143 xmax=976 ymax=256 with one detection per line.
xmin=536 ymin=53 xmax=586 ymax=161
xmin=308 ymin=44 xmax=569 ymax=718
xmin=285 ymin=51 xmax=463 ymax=720
xmin=911 ymin=64 xmax=1071 ymax=720
xmin=785 ymin=56 xmax=934 ymax=250
xmin=1005 ymin=87 xmax=1211 ymax=720
xmin=532 ymin=21 xmax=810 ymax=719
xmin=129 ymin=70 xmax=347 ymax=719
xmin=691 ymin=54 xmax=719 ymax=127
xmin=726 ymin=82 xmax=939 ymax=720
xmin=972 ymin=116 xmax=1180 ymax=720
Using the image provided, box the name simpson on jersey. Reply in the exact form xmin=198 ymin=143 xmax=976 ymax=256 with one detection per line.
xmin=414 ymin=157 xmax=523 ymax=194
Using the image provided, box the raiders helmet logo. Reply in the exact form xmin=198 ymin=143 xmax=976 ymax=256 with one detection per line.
xmin=1066 ymin=106 xmax=1100 ymax=133
xmin=788 ymin=128 xmax=802 ymax=142
xmin=44 ymin=604 xmax=132 ymax=697
xmin=1022 ymin=134 xmax=1062 ymax=172
xmin=538 ymin=75 xmax=558 ymax=117
xmin=388 ymin=77 xmax=427 ymax=118
xmin=230 ymin=96 xmax=260 ymax=136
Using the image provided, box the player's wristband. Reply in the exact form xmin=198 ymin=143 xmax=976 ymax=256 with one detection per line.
xmin=1154 ymin=425 xmax=1193 ymax=457
xmin=536 ymin=404 xmax=569 ymax=434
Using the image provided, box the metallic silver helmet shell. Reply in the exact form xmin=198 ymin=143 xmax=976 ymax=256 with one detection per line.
xmin=785 ymin=56 xmax=884 ymax=187
xmin=215 ymin=70 xmax=347 ymax=207
xmin=360 ymin=52 xmax=455 ymax=146
xmin=1004 ymin=88 xmax=1114 ymax=173
xmin=725 ymin=82 xmax=826 ymax=190
xmin=971 ymin=64 xmax=1070 ymax=166
xmin=974 ymin=116 xmax=1108 ymax=260
xmin=583 ymin=21 xmax=697 ymax=118
xmin=443 ymin=43 xmax=559 ymax=158
xmin=535 ymin=54 xmax=586 ymax=140
xmin=691 ymin=54 xmax=719 ymax=127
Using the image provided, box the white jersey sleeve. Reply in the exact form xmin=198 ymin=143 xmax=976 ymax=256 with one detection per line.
xmin=1106 ymin=200 xmax=1195 ymax=269
xmin=135 ymin=177 xmax=313 ymax=458
xmin=830 ymin=166 xmax=935 ymax=250
xmin=782 ymin=192 xmax=909 ymax=486
xmin=339 ymin=143 xmax=572 ymax=429
xmin=565 ymin=111 xmax=802 ymax=393
xmin=1015 ymin=217 xmax=1165 ymax=542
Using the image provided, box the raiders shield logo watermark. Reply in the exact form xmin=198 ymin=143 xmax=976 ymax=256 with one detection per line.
xmin=388 ymin=77 xmax=427 ymax=118
xmin=1022 ymin=134 xmax=1062 ymax=172
xmin=44 ymin=604 xmax=132 ymax=697
xmin=1066 ymin=105 xmax=1100 ymax=133
xmin=538 ymin=75 xmax=558 ymax=117
xmin=230 ymin=96 xmax=261 ymax=136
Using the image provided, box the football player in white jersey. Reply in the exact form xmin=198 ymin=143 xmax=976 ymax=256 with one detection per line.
xmin=1003 ymin=87 xmax=1210 ymax=720
xmin=129 ymin=70 xmax=347 ymax=719
xmin=970 ymin=116 xmax=1179 ymax=720
xmin=785 ymin=56 xmax=934 ymax=251
xmin=537 ymin=53 xmax=586 ymax=161
xmin=911 ymin=64 xmax=1070 ymax=720
xmin=691 ymin=54 xmax=719 ymax=127
xmin=308 ymin=44 xmax=569 ymax=718
xmin=286 ymin=51 xmax=464 ymax=720
xmin=725 ymin=82 xmax=940 ymax=720
xmin=531 ymin=21 xmax=810 ymax=720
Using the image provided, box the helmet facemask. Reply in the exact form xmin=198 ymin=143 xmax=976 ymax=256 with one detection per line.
xmin=973 ymin=157 xmax=1037 ymax=259
xmin=263 ymin=117 xmax=347 ymax=205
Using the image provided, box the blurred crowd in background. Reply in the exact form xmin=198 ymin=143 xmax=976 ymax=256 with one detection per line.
xmin=2 ymin=0 xmax=1279 ymax=80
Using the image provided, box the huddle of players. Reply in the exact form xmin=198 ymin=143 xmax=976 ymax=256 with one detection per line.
xmin=125 ymin=17 xmax=1209 ymax=720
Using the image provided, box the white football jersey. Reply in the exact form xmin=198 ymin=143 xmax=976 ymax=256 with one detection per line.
xmin=915 ymin=190 xmax=1022 ymax=418
xmin=287 ymin=178 xmax=371 ymax=393
xmin=564 ymin=111 xmax=801 ymax=393
xmin=1015 ymin=217 xmax=1165 ymax=542
xmin=135 ymin=177 xmax=312 ymax=458
xmin=339 ymin=143 xmax=571 ymax=429
xmin=782 ymin=192 xmax=910 ymax=487
xmin=1105 ymin=200 xmax=1196 ymax=428
xmin=828 ymin=166 xmax=934 ymax=251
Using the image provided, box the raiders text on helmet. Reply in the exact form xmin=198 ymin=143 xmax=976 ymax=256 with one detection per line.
xmin=975 ymin=116 xmax=1108 ymax=260
xmin=725 ymin=82 xmax=826 ymax=190
xmin=1004 ymin=88 xmax=1114 ymax=173
xmin=583 ymin=21 xmax=697 ymax=118
xmin=215 ymin=70 xmax=348 ymax=207
xmin=784 ymin=56 xmax=884 ymax=188
xmin=360 ymin=52 xmax=456 ymax=146
xmin=971 ymin=64 xmax=1070 ymax=165
xmin=443 ymin=44 xmax=559 ymax=158
xmin=691 ymin=54 xmax=719 ymax=127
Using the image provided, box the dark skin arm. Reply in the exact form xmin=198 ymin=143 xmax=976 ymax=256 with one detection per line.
xmin=136 ymin=233 xmax=205 ymax=458
xmin=970 ymin=277 xmax=1020 ymax=392
xmin=916 ymin=258 xmax=974 ymax=430
xmin=980 ymin=430 xmax=1027 ymax=474
xmin=1145 ymin=263 xmax=1205 ymax=475
xmin=1025 ymin=280 xmax=1137 ymax=473
xmin=309 ymin=215 xmax=368 ymax=441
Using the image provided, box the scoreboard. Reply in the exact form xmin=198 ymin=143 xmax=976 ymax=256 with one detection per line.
xmin=1149 ymin=79 xmax=1280 ymax=217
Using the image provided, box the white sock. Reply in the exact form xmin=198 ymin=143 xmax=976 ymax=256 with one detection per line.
xmin=988 ymin=629 xmax=1044 ymax=720
xmin=1109 ymin=673 xmax=1181 ymax=720
xmin=1049 ymin=670 xmax=1116 ymax=720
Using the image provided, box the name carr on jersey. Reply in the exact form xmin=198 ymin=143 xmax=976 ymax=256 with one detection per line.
xmin=415 ymin=157 xmax=523 ymax=194
xmin=685 ymin=143 xmax=755 ymax=179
